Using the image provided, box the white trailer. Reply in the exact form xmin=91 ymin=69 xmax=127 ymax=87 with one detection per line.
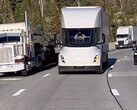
xmin=115 ymin=26 xmax=137 ymax=48
xmin=58 ymin=7 xmax=109 ymax=74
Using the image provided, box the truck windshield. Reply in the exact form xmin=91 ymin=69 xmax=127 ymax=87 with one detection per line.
xmin=117 ymin=34 xmax=128 ymax=38
xmin=0 ymin=33 xmax=20 ymax=43
xmin=63 ymin=28 xmax=100 ymax=47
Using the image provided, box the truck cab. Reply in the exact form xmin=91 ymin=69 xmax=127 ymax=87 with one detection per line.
xmin=115 ymin=26 xmax=131 ymax=49
xmin=0 ymin=22 xmax=37 ymax=76
xmin=58 ymin=7 xmax=109 ymax=74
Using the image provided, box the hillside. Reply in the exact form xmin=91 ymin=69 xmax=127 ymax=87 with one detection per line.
xmin=0 ymin=0 xmax=137 ymax=42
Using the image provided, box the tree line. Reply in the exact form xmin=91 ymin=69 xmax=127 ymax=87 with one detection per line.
xmin=0 ymin=0 xmax=137 ymax=42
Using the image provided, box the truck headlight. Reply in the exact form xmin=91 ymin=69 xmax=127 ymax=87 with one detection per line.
xmin=93 ymin=55 xmax=99 ymax=63
xmin=60 ymin=55 xmax=65 ymax=63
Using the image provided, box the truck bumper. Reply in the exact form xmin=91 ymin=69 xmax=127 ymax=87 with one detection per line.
xmin=0 ymin=63 xmax=25 ymax=73
xmin=59 ymin=66 xmax=100 ymax=73
xmin=115 ymin=44 xmax=128 ymax=48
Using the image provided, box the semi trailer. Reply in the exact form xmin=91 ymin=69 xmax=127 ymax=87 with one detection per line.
xmin=58 ymin=6 xmax=109 ymax=74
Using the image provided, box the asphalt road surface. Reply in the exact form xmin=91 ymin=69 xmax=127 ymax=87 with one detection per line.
xmin=0 ymin=48 xmax=136 ymax=110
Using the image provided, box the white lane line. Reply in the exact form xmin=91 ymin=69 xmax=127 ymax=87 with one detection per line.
xmin=110 ymin=65 xmax=114 ymax=69
xmin=111 ymin=89 xmax=120 ymax=96
xmin=109 ymin=50 xmax=120 ymax=55
xmin=117 ymin=60 xmax=120 ymax=62
xmin=108 ymin=74 xmax=112 ymax=77
xmin=120 ymin=56 xmax=127 ymax=61
xmin=12 ymin=89 xmax=25 ymax=96
xmin=0 ymin=78 xmax=22 ymax=81
xmin=43 ymin=73 xmax=50 ymax=78
xmin=124 ymin=56 xmax=127 ymax=58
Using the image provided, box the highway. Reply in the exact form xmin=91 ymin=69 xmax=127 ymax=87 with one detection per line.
xmin=0 ymin=48 xmax=136 ymax=110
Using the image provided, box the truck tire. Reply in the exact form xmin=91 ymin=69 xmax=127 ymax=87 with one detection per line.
xmin=21 ymin=70 xmax=28 ymax=76
xmin=134 ymin=55 xmax=137 ymax=65
xmin=59 ymin=70 xmax=63 ymax=74
xmin=38 ymin=58 xmax=43 ymax=71
xmin=103 ymin=53 xmax=108 ymax=66
xmin=98 ymin=62 xmax=103 ymax=74
xmin=58 ymin=67 xmax=63 ymax=74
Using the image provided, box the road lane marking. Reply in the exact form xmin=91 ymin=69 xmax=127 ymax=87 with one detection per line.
xmin=109 ymin=50 xmax=120 ymax=55
xmin=110 ymin=65 xmax=114 ymax=69
xmin=108 ymin=74 xmax=112 ymax=77
xmin=120 ymin=55 xmax=128 ymax=61
xmin=124 ymin=56 xmax=127 ymax=58
xmin=12 ymin=89 xmax=25 ymax=96
xmin=0 ymin=78 xmax=22 ymax=81
xmin=111 ymin=89 xmax=120 ymax=96
xmin=43 ymin=73 xmax=50 ymax=78
xmin=117 ymin=60 xmax=120 ymax=62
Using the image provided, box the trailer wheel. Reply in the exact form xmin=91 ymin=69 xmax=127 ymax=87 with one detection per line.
xmin=21 ymin=70 xmax=28 ymax=76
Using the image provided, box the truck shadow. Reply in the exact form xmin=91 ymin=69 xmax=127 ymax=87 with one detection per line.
xmin=104 ymin=58 xmax=117 ymax=71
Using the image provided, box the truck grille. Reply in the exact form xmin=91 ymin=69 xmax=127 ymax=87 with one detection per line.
xmin=118 ymin=41 xmax=124 ymax=45
xmin=0 ymin=47 xmax=14 ymax=64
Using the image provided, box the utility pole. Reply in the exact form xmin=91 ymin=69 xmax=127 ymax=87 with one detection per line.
xmin=78 ymin=0 xmax=80 ymax=6
xmin=39 ymin=0 xmax=44 ymax=17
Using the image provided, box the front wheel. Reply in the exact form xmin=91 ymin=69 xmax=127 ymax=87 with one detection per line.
xmin=58 ymin=67 xmax=63 ymax=74
xmin=134 ymin=55 xmax=137 ymax=65
xmin=97 ymin=63 xmax=103 ymax=74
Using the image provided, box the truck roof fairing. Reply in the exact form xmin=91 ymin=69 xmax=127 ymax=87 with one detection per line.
xmin=61 ymin=7 xmax=105 ymax=28
xmin=117 ymin=26 xmax=130 ymax=35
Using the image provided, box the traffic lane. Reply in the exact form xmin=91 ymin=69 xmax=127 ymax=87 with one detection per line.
xmin=0 ymin=66 xmax=121 ymax=110
xmin=0 ymin=66 xmax=58 ymax=108
xmin=108 ymin=49 xmax=137 ymax=110
xmin=0 ymin=47 xmax=128 ymax=105
xmin=0 ymin=63 xmax=58 ymax=97
xmin=108 ymin=48 xmax=132 ymax=60
xmin=39 ymin=72 xmax=121 ymax=110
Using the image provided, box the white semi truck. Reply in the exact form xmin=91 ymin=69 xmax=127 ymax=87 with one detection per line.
xmin=58 ymin=7 xmax=109 ymax=74
xmin=115 ymin=26 xmax=137 ymax=49
xmin=0 ymin=12 xmax=42 ymax=76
